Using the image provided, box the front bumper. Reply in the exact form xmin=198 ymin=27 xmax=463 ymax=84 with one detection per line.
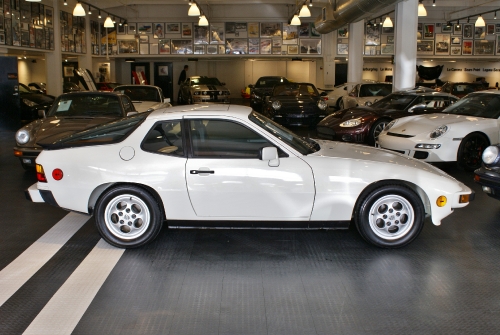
xmin=273 ymin=114 xmax=325 ymax=127
xmin=474 ymin=167 xmax=500 ymax=200
xmin=13 ymin=146 xmax=42 ymax=167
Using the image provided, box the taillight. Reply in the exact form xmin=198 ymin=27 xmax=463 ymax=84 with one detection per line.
xmin=52 ymin=169 xmax=63 ymax=180
xmin=36 ymin=164 xmax=47 ymax=183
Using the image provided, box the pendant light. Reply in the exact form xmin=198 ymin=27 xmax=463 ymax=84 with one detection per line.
xmin=73 ymin=2 xmax=86 ymax=16
xmin=198 ymin=15 xmax=209 ymax=26
xmin=475 ymin=15 xmax=486 ymax=27
xmin=299 ymin=4 xmax=311 ymax=17
xmin=383 ymin=16 xmax=393 ymax=28
xmin=104 ymin=16 xmax=114 ymax=28
xmin=290 ymin=14 xmax=301 ymax=25
xmin=418 ymin=0 xmax=427 ymax=17
xmin=188 ymin=3 xmax=201 ymax=16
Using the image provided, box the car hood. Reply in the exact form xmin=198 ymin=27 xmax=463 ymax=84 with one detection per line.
xmin=192 ymin=85 xmax=228 ymax=92
xmin=318 ymin=106 xmax=377 ymax=125
xmin=389 ymin=113 xmax=487 ymax=135
xmin=20 ymin=93 xmax=55 ymax=105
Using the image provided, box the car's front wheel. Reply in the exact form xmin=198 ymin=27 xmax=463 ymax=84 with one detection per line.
xmin=355 ymin=184 xmax=425 ymax=248
xmin=457 ymin=132 xmax=489 ymax=171
xmin=95 ymin=185 xmax=163 ymax=248
xmin=368 ymin=119 xmax=390 ymax=146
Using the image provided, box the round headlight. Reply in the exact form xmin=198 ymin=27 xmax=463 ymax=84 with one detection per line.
xmin=482 ymin=146 xmax=500 ymax=165
xmin=194 ymin=91 xmax=200 ymax=95
xmin=339 ymin=118 xmax=362 ymax=127
xmin=365 ymin=101 xmax=372 ymax=106
xmin=272 ymin=100 xmax=282 ymax=110
xmin=430 ymin=125 xmax=448 ymax=139
xmin=16 ymin=129 xmax=30 ymax=144
xmin=318 ymin=100 xmax=327 ymax=110
xmin=23 ymin=98 xmax=37 ymax=107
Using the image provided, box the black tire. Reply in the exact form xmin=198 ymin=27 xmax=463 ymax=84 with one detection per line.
xmin=336 ymin=97 xmax=343 ymax=109
xmin=177 ymin=91 xmax=183 ymax=104
xmin=457 ymin=133 xmax=489 ymax=171
xmin=367 ymin=119 xmax=390 ymax=146
xmin=95 ymin=185 xmax=163 ymax=248
xmin=187 ymin=94 xmax=193 ymax=104
xmin=354 ymin=184 xmax=425 ymax=248
xmin=338 ymin=99 xmax=345 ymax=110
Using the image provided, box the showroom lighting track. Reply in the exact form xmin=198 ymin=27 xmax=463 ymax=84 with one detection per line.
xmin=451 ymin=8 xmax=500 ymax=28
xmin=70 ymin=0 xmax=126 ymax=28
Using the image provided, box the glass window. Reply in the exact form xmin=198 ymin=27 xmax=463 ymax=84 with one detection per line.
xmin=121 ymin=96 xmax=135 ymax=113
xmin=48 ymin=94 xmax=124 ymax=117
xmin=359 ymin=84 xmax=392 ymax=97
xmin=142 ymin=121 xmax=184 ymax=156
xmin=372 ymin=94 xmax=416 ymax=110
xmin=115 ymin=86 xmax=160 ymax=102
xmin=441 ymin=93 xmax=500 ymax=118
xmin=190 ymin=119 xmax=275 ymax=158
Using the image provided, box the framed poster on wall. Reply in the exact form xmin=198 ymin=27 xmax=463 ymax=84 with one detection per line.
xmin=462 ymin=40 xmax=473 ymax=55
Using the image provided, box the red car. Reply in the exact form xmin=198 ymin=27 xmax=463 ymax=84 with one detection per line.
xmin=95 ymin=82 xmax=121 ymax=92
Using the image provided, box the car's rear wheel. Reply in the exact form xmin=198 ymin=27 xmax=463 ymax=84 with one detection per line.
xmin=95 ymin=185 xmax=163 ymax=248
xmin=336 ymin=97 xmax=343 ymax=109
xmin=368 ymin=119 xmax=390 ymax=146
xmin=457 ymin=133 xmax=489 ymax=171
xmin=355 ymin=184 xmax=425 ymax=248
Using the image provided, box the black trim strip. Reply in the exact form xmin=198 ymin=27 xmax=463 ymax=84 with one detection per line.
xmin=166 ymin=220 xmax=350 ymax=229
xmin=24 ymin=190 xmax=32 ymax=202
xmin=40 ymin=190 xmax=59 ymax=207
xmin=387 ymin=132 xmax=415 ymax=138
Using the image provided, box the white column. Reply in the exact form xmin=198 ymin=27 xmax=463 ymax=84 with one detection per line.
xmin=393 ymin=0 xmax=418 ymax=91
xmin=347 ymin=20 xmax=364 ymax=83
xmin=46 ymin=0 xmax=62 ymax=96
xmin=322 ymin=31 xmax=336 ymax=87
xmin=78 ymin=13 xmax=93 ymax=71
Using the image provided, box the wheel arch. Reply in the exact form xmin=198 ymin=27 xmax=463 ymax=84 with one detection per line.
xmin=88 ymin=182 xmax=166 ymax=220
xmin=455 ymin=131 xmax=491 ymax=160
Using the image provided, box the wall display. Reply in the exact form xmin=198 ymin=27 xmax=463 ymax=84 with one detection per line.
xmin=282 ymin=24 xmax=298 ymax=44
xmin=338 ymin=26 xmax=348 ymax=38
xmin=210 ymin=23 xmax=224 ymax=44
xmin=463 ymin=24 xmax=473 ymax=38
xmin=171 ymin=39 xmax=192 ymax=54
xmin=462 ymin=40 xmax=472 ymax=55
xmin=21 ymin=30 xmax=28 ymax=46
xmin=165 ymin=23 xmax=180 ymax=36
xmin=496 ymin=23 xmax=500 ymax=33
xmin=194 ymin=24 xmax=208 ymax=44
xmin=194 ymin=45 xmax=205 ymax=54
xmin=153 ymin=23 xmax=164 ymax=38
xmin=364 ymin=45 xmax=377 ymax=55
xmin=435 ymin=33 xmax=450 ymax=55
xmin=0 ymin=33 xmax=4 ymax=45
xmin=417 ymin=40 xmax=434 ymax=54
xmin=475 ymin=26 xmax=485 ymax=39
xmin=29 ymin=24 xmax=35 ymax=48
xmin=64 ymin=66 xmax=74 ymax=77
xmin=260 ymin=38 xmax=271 ymax=54
xmin=474 ymin=40 xmax=494 ymax=55
xmin=226 ymin=38 xmax=248 ymax=54
xmin=441 ymin=23 xmax=452 ymax=33
xmin=12 ymin=11 xmax=20 ymax=46
xmin=117 ymin=24 xmax=126 ymax=34
xmin=272 ymin=38 xmax=282 ymax=54
xmin=206 ymin=44 xmax=217 ymax=54
xmin=248 ymin=38 xmax=259 ymax=54
xmin=487 ymin=24 xmax=495 ymax=35
xmin=450 ymin=46 xmax=461 ymax=55
xmin=0 ymin=15 xmax=3 ymax=31
xmin=127 ymin=23 xmax=136 ymax=35
xmin=139 ymin=43 xmax=149 ymax=54
xmin=453 ymin=23 xmax=462 ymax=35
xmin=365 ymin=24 xmax=380 ymax=45
xmin=299 ymin=22 xmax=310 ymax=37
xmin=3 ymin=18 xmax=10 ymax=47
xmin=45 ymin=6 xmax=53 ymax=27
xmin=218 ymin=45 xmax=225 ymax=54
xmin=311 ymin=23 xmax=320 ymax=37
xmin=338 ymin=43 xmax=348 ymax=55
xmin=417 ymin=23 xmax=423 ymax=31
xmin=137 ymin=23 xmax=152 ymax=34
xmin=118 ymin=39 xmax=138 ymax=54
xmin=260 ymin=22 xmax=281 ymax=37
xmin=48 ymin=28 xmax=54 ymax=50
xmin=300 ymin=38 xmax=320 ymax=54
xmin=226 ymin=22 xmax=247 ymax=38
xmin=158 ymin=39 xmax=170 ymax=54
xmin=423 ymin=24 xmax=434 ymax=39
xmin=381 ymin=43 xmax=393 ymax=55
xmin=382 ymin=26 xmax=394 ymax=34
xmin=287 ymin=45 xmax=298 ymax=54
xmin=181 ymin=23 xmax=192 ymax=38
xmin=387 ymin=35 xmax=394 ymax=44
xmin=139 ymin=35 xmax=149 ymax=43
xmin=248 ymin=22 xmax=259 ymax=38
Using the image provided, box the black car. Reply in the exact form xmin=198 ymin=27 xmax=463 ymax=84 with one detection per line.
xmin=13 ymin=92 xmax=137 ymax=169
xmin=262 ymin=82 xmax=329 ymax=127
xmin=474 ymin=145 xmax=500 ymax=200
xmin=249 ymin=76 xmax=290 ymax=112
xmin=19 ymin=83 xmax=55 ymax=123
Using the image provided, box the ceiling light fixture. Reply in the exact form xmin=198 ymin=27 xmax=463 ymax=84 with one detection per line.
xmin=198 ymin=14 xmax=209 ymax=26
xmin=98 ymin=10 xmax=101 ymax=19
xmin=475 ymin=15 xmax=486 ymax=27
xmin=309 ymin=0 xmax=313 ymax=6
xmin=432 ymin=0 xmax=436 ymax=6
xmin=188 ymin=2 xmax=201 ymax=16
xmin=290 ymin=14 xmax=301 ymax=25
xmin=64 ymin=0 xmax=67 ymax=5
xmin=418 ymin=0 xmax=427 ymax=16
xmin=104 ymin=16 xmax=114 ymax=28
xmin=73 ymin=2 xmax=86 ymax=16
xmin=299 ymin=4 xmax=311 ymax=17
xmin=112 ymin=16 xmax=116 ymax=23
xmin=88 ymin=6 xmax=92 ymax=15
xmin=383 ymin=16 xmax=393 ymax=27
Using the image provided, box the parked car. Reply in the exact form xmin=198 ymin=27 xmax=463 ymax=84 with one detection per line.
xmin=317 ymin=88 xmax=458 ymax=145
xmin=249 ymin=76 xmax=290 ymax=112
xmin=341 ymin=82 xmax=393 ymax=109
xmin=96 ymin=82 xmax=121 ymax=92
xmin=13 ymin=92 xmax=137 ymax=170
xmin=437 ymin=82 xmax=488 ymax=98
xmin=178 ymin=76 xmax=230 ymax=104
xmin=28 ymin=82 xmax=47 ymax=94
xmin=18 ymin=83 xmax=55 ymax=123
xmin=322 ymin=81 xmax=377 ymax=109
xmin=63 ymin=82 xmax=82 ymax=93
xmin=474 ymin=145 xmax=500 ymax=200
xmin=378 ymin=91 xmax=500 ymax=171
xmin=25 ymin=104 xmax=473 ymax=249
xmin=113 ymin=85 xmax=171 ymax=112
xmin=262 ymin=82 xmax=329 ymax=127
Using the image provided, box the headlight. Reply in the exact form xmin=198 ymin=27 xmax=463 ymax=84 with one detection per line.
xmin=16 ymin=129 xmax=30 ymax=144
xmin=384 ymin=120 xmax=397 ymax=131
xmin=482 ymin=146 xmax=500 ymax=165
xmin=194 ymin=91 xmax=200 ymax=95
xmin=23 ymin=98 xmax=38 ymax=107
xmin=272 ymin=100 xmax=282 ymax=110
xmin=430 ymin=125 xmax=448 ymax=139
xmin=339 ymin=118 xmax=362 ymax=127
xmin=365 ymin=101 xmax=372 ymax=106
xmin=317 ymin=100 xmax=327 ymax=110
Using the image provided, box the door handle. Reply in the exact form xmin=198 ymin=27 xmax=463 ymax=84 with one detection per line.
xmin=190 ymin=170 xmax=214 ymax=174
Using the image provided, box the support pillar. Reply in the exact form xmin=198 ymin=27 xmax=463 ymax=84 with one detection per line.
xmin=393 ymin=0 xmax=418 ymax=91
xmin=347 ymin=20 xmax=364 ymax=83
xmin=46 ymin=0 xmax=62 ymax=96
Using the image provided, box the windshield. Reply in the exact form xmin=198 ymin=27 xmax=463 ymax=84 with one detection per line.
xmin=48 ymin=94 xmax=124 ymax=117
xmin=372 ymin=94 xmax=416 ymax=110
xmin=191 ymin=77 xmax=222 ymax=86
xmin=440 ymin=93 xmax=500 ymax=118
xmin=114 ymin=86 xmax=161 ymax=102
xmin=249 ymin=111 xmax=319 ymax=155
xmin=359 ymin=84 xmax=392 ymax=97
xmin=255 ymin=78 xmax=287 ymax=88
xmin=272 ymin=83 xmax=319 ymax=97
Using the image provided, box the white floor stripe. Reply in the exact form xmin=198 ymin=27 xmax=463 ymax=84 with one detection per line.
xmin=0 ymin=212 xmax=90 ymax=307
xmin=23 ymin=239 xmax=125 ymax=335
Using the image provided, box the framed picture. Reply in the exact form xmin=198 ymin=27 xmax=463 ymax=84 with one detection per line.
xmin=158 ymin=65 xmax=169 ymax=76
xmin=153 ymin=23 xmax=164 ymax=38
xmin=64 ymin=66 xmax=74 ymax=77
xmin=365 ymin=24 xmax=380 ymax=45
xmin=0 ymin=16 xmax=3 ymax=31
xmin=474 ymin=40 xmax=494 ymax=55
xmin=451 ymin=36 xmax=461 ymax=45
xmin=139 ymin=43 xmax=149 ymax=54
xmin=118 ymin=39 xmax=138 ymax=54
xmin=206 ymin=45 xmax=217 ymax=54
xmin=364 ymin=45 xmax=377 ymax=55
xmin=337 ymin=43 xmax=348 ymax=55
xmin=158 ymin=39 xmax=170 ymax=54
xmin=194 ymin=24 xmax=209 ymax=44
xmin=417 ymin=23 xmax=423 ymax=31
xmin=0 ymin=33 xmax=4 ymax=45
xmin=423 ymin=24 xmax=434 ymax=39
xmin=249 ymin=38 xmax=259 ymax=54
xmin=21 ymin=30 xmax=28 ymax=46
xmin=248 ymin=22 xmax=259 ymax=38
xmin=450 ymin=46 xmax=461 ymax=56
xmin=463 ymin=24 xmax=473 ymax=38
xmin=497 ymin=35 xmax=500 ymax=54
xmin=117 ymin=24 xmax=126 ymax=35
xmin=171 ymin=39 xmax=192 ymax=54
xmin=300 ymin=38 xmax=321 ymax=54
xmin=194 ymin=45 xmax=204 ymax=54
xmin=44 ymin=6 xmax=53 ymax=27
xmin=381 ymin=43 xmax=394 ymax=55
xmin=417 ymin=40 xmax=434 ymax=54
xmin=462 ymin=40 xmax=473 ymax=55
xmin=475 ymin=26 xmax=485 ymax=39
xmin=226 ymin=38 xmax=248 ymax=54
xmin=338 ymin=26 xmax=348 ymax=38
xmin=487 ymin=24 xmax=495 ymax=35
xmin=166 ymin=23 xmax=180 ymax=34
xmin=181 ymin=23 xmax=192 ymax=38
xmin=260 ymin=22 xmax=281 ymax=37
xmin=150 ymin=43 xmax=158 ymax=54
xmin=218 ymin=45 xmax=225 ymax=54
xmin=299 ymin=22 xmax=310 ymax=37
xmin=137 ymin=22 xmax=152 ymax=34
xmin=435 ymin=34 xmax=450 ymax=55
xmin=282 ymin=24 xmax=298 ymax=44
xmin=127 ymin=23 xmax=136 ymax=35
xmin=496 ymin=23 xmax=500 ymax=34
xmin=382 ymin=26 xmax=394 ymax=34
xmin=441 ymin=23 xmax=452 ymax=33
xmin=139 ymin=35 xmax=149 ymax=43
xmin=260 ymin=38 xmax=271 ymax=54
xmin=453 ymin=23 xmax=462 ymax=35
xmin=287 ymin=45 xmax=298 ymax=54
xmin=210 ymin=23 xmax=224 ymax=44
xmin=387 ymin=35 xmax=394 ymax=44
xmin=225 ymin=22 xmax=247 ymax=38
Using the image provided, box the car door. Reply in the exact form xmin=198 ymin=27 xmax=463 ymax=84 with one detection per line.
xmin=184 ymin=117 xmax=315 ymax=219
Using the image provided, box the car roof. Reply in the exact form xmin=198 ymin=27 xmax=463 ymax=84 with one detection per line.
xmin=148 ymin=104 xmax=251 ymax=120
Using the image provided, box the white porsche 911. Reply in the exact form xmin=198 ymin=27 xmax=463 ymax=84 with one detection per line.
xmin=26 ymin=105 xmax=473 ymax=249
xmin=378 ymin=91 xmax=500 ymax=171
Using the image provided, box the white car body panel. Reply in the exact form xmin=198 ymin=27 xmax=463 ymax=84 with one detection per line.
xmin=378 ymin=113 xmax=500 ymax=162
xmin=132 ymin=101 xmax=171 ymax=113
xmin=343 ymin=96 xmax=383 ymax=109
xmin=28 ymin=104 xmax=472 ymax=228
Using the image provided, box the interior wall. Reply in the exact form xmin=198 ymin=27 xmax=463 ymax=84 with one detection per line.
xmin=17 ymin=59 xmax=46 ymax=86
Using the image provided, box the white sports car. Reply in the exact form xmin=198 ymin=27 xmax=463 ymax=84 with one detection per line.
xmin=26 ymin=105 xmax=473 ymax=249
xmin=341 ymin=82 xmax=393 ymax=109
xmin=378 ymin=91 xmax=500 ymax=170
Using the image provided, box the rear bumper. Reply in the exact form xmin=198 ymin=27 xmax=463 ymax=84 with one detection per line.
xmin=25 ymin=183 xmax=59 ymax=207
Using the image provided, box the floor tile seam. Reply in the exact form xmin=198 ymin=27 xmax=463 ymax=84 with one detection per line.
xmin=259 ymin=258 xmax=269 ymax=335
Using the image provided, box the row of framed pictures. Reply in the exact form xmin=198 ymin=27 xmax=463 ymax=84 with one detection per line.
xmin=117 ymin=37 xmax=322 ymax=55
xmin=418 ymin=36 xmax=500 ymax=56
xmin=60 ymin=11 xmax=86 ymax=53
xmin=418 ymin=22 xmax=500 ymax=40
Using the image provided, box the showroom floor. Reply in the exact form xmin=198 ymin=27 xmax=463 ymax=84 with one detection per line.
xmin=1 ymin=114 xmax=500 ymax=335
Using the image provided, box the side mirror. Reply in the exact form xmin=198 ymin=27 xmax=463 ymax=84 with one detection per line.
xmin=408 ymin=103 xmax=427 ymax=113
xmin=259 ymin=147 xmax=280 ymax=167
xmin=127 ymin=111 xmax=139 ymax=116
xmin=38 ymin=110 xmax=46 ymax=118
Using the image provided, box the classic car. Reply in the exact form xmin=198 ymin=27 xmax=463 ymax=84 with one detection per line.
xmin=262 ymin=82 xmax=329 ymax=127
xmin=28 ymin=82 xmax=47 ymax=94
xmin=113 ymin=85 xmax=171 ymax=112
xmin=322 ymin=81 xmax=376 ymax=109
xmin=26 ymin=104 xmax=473 ymax=249
xmin=96 ymin=82 xmax=122 ymax=92
xmin=317 ymin=88 xmax=458 ymax=145
xmin=437 ymin=81 xmax=488 ymax=98
xmin=178 ymin=76 xmax=230 ymax=104
xmin=378 ymin=91 xmax=500 ymax=171
xmin=13 ymin=92 xmax=138 ymax=169
xmin=341 ymin=82 xmax=393 ymax=109
xmin=18 ymin=83 xmax=55 ymax=123
xmin=249 ymin=76 xmax=290 ymax=112
xmin=474 ymin=145 xmax=500 ymax=200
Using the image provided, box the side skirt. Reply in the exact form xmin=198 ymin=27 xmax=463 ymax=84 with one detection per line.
xmin=166 ymin=220 xmax=351 ymax=229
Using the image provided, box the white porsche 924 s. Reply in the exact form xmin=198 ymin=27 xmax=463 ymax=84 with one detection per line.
xmin=26 ymin=104 xmax=473 ymax=249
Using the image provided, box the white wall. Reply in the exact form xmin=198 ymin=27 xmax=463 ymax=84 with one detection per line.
xmin=17 ymin=59 xmax=46 ymax=86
